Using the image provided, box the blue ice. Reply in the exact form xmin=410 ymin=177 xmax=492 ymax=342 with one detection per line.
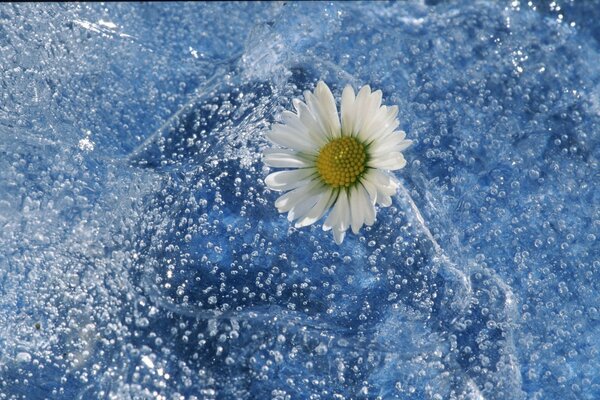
xmin=0 ymin=1 xmax=599 ymax=399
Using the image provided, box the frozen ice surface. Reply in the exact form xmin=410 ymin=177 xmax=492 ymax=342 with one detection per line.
xmin=0 ymin=1 xmax=599 ymax=399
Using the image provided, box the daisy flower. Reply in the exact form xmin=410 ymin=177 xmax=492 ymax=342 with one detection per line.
xmin=263 ymin=81 xmax=412 ymax=244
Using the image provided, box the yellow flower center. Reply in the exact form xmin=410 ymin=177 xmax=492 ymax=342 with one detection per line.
xmin=316 ymin=136 xmax=367 ymax=188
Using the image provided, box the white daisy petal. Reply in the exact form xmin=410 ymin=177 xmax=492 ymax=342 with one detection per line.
xmin=288 ymin=193 xmax=320 ymax=222
xmin=274 ymin=179 xmax=321 ymax=212
xmin=395 ymin=138 xmax=412 ymax=151
xmin=328 ymin=191 xmax=351 ymax=244
xmin=351 ymin=85 xmax=372 ymax=136
xmin=360 ymin=179 xmax=378 ymax=206
xmin=370 ymin=136 xmax=412 ymax=157
xmin=363 ymin=197 xmax=376 ymax=226
xmin=368 ymin=152 xmax=407 ymax=170
xmin=265 ymin=168 xmax=316 ymax=191
xmin=363 ymin=111 xmax=402 ymax=145
xmin=386 ymin=105 xmax=399 ymax=120
xmin=304 ymin=91 xmax=333 ymax=142
xmin=357 ymin=105 xmax=390 ymax=143
xmin=364 ymin=90 xmax=383 ymax=126
xmin=341 ymin=84 xmax=356 ymax=137
xmin=289 ymin=187 xmax=330 ymax=224
xmin=354 ymin=181 xmax=376 ymax=226
xmin=274 ymin=185 xmax=309 ymax=212
xmin=281 ymin=110 xmax=310 ymax=134
xmin=323 ymin=189 xmax=350 ymax=235
xmin=267 ymin=125 xmax=317 ymax=153
xmin=363 ymin=169 xmax=399 ymax=206
xmin=274 ymin=192 xmax=302 ymax=214
xmin=336 ymin=189 xmax=351 ymax=235
xmin=358 ymin=183 xmax=376 ymax=225
xmin=314 ymin=81 xmax=341 ymax=138
xmin=264 ymin=149 xmax=312 ymax=168
xmin=351 ymin=180 xmax=377 ymax=228
xmin=379 ymin=194 xmax=393 ymax=207
xmin=367 ymin=169 xmax=399 ymax=193
xmin=370 ymin=127 xmax=404 ymax=150
xmin=294 ymin=99 xmax=329 ymax=147
xmin=357 ymin=87 xmax=383 ymax=137
xmin=349 ymin=185 xmax=366 ymax=234
xmin=323 ymin=193 xmax=342 ymax=232
xmin=295 ymin=189 xmax=337 ymax=228
xmin=333 ymin=227 xmax=346 ymax=245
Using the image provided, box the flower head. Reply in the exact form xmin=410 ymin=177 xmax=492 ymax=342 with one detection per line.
xmin=264 ymin=81 xmax=412 ymax=244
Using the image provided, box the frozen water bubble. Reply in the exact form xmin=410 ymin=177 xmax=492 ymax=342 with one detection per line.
xmin=16 ymin=352 xmax=32 ymax=363
xmin=314 ymin=343 xmax=328 ymax=355
xmin=528 ymin=168 xmax=540 ymax=179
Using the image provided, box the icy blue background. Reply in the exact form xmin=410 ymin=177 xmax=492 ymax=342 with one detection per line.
xmin=1 ymin=1 xmax=599 ymax=399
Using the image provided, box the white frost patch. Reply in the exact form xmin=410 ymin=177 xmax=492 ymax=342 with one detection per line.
xmin=73 ymin=19 xmax=134 ymax=39
xmin=73 ymin=19 xmax=102 ymax=34
xmin=78 ymin=137 xmax=95 ymax=152
xmin=97 ymin=20 xmax=118 ymax=30
xmin=398 ymin=16 xmax=426 ymax=26
xmin=141 ymin=355 xmax=155 ymax=369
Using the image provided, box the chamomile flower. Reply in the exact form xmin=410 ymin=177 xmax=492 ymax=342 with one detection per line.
xmin=264 ymin=81 xmax=412 ymax=244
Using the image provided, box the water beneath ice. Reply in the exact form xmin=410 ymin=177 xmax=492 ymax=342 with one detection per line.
xmin=1 ymin=1 xmax=599 ymax=399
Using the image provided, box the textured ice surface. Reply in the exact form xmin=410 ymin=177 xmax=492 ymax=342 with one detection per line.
xmin=1 ymin=1 xmax=599 ymax=399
